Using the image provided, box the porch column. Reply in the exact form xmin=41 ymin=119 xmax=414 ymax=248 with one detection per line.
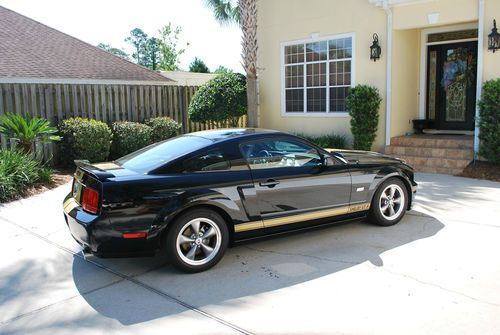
xmin=474 ymin=0 xmax=485 ymax=159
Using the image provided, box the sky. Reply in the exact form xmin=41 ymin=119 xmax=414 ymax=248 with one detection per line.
xmin=0 ymin=0 xmax=243 ymax=72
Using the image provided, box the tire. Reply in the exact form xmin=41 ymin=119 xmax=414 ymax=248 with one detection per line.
xmin=368 ymin=177 xmax=408 ymax=226
xmin=165 ymin=209 xmax=229 ymax=273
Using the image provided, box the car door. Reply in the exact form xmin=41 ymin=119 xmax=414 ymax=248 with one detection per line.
xmin=240 ymin=137 xmax=352 ymax=229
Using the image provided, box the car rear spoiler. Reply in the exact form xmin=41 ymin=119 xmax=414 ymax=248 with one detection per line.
xmin=74 ymin=160 xmax=115 ymax=180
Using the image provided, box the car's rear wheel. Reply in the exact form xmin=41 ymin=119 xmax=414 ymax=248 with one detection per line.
xmin=165 ymin=209 xmax=228 ymax=273
xmin=369 ymin=178 xmax=408 ymax=226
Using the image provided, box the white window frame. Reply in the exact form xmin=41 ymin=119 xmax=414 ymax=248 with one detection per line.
xmin=280 ymin=32 xmax=356 ymax=118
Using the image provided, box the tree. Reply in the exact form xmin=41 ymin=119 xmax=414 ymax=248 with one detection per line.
xmin=204 ymin=0 xmax=258 ymax=127
xmin=189 ymin=57 xmax=210 ymax=73
xmin=125 ymin=28 xmax=148 ymax=65
xmin=97 ymin=43 xmax=130 ymax=60
xmin=158 ymin=23 xmax=188 ymax=71
xmin=144 ymin=37 xmax=162 ymax=70
xmin=188 ymin=72 xmax=247 ymax=127
xmin=214 ymin=65 xmax=233 ymax=74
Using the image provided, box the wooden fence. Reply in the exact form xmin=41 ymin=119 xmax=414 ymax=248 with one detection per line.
xmin=0 ymin=83 xmax=247 ymax=161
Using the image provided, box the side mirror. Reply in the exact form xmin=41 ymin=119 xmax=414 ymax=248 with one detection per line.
xmin=323 ymin=156 xmax=335 ymax=167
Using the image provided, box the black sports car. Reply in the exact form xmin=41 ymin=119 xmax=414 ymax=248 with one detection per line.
xmin=63 ymin=128 xmax=417 ymax=272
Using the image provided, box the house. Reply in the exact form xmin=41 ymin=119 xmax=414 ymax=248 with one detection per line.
xmin=160 ymin=71 xmax=217 ymax=86
xmin=0 ymin=5 xmax=171 ymax=84
xmin=256 ymin=0 xmax=500 ymax=173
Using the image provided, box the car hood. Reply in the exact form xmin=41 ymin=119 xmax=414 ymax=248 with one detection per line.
xmin=328 ymin=149 xmax=407 ymax=165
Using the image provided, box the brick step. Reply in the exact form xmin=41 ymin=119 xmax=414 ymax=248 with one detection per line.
xmin=390 ymin=136 xmax=473 ymax=149
xmin=410 ymin=165 xmax=465 ymax=175
xmin=391 ymin=154 xmax=471 ymax=170
xmin=385 ymin=146 xmax=473 ymax=160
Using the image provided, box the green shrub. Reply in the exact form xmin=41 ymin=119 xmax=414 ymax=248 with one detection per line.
xmin=111 ymin=121 xmax=152 ymax=158
xmin=345 ymin=85 xmax=382 ymax=151
xmin=146 ymin=117 xmax=181 ymax=143
xmin=0 ymin=149 xmax=53 ymax=202
xmin=0 ymin=112 xmax=60 ymax=153
xmin=188 ymin=72 xmax=247 ymax=127
xmin=296 ymin=133 xmax=348 ymax=149
xmin=478 ymin=79 xmax=500 ymax=162
xmin=59 ymin=118 xmax=112 ymax=165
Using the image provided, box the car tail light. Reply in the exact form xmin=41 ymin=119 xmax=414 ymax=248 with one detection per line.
xmin=82 ymin=187 xmax=99 ymax=214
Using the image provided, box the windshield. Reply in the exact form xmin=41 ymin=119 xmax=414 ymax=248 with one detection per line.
xmin=116 ymin=135 xmax=212 ymax=173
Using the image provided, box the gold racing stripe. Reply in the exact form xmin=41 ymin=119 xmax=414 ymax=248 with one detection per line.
xmin=234 ymin=203 xmax=371 ymax=233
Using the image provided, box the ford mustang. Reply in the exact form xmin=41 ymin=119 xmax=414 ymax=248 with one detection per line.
xmin=63 ymin=128 xmax=417 ymax=272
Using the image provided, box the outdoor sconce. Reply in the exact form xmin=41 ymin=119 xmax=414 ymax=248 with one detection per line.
xmin=370 ymin=33 xmax=381 ymax=62
xmin=488 ymin=19 xmax=500 ymax=53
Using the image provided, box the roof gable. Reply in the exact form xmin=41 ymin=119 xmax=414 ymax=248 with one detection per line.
xmin=0 ymin=6 xmax=171 ymax=82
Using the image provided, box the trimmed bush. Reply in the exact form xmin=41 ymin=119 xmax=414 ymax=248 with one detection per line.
xmin=345 ymin=85 xmax=382 ymax=151
xmin=0 ymin=149 xmax=53 ymax=202
xmin=146 ymin=117 xmax=181 ymax=143
xmin=296 ymin=133 xmax=348 ymax=149
xmin=478 ymin=79 xmax=500 ymax=162
xmin=188 ymin=72 xmax=247 ymax=127
xmin=59 ymin=118 xmax=112 ymax=165
xmin=111 ymin=121 xmax=152 ymax=158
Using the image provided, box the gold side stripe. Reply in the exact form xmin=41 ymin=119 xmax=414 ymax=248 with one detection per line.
xmin=63 ymin=198 xmax=79 ymax=213
xmin=234 ymin=203 xmax=370 ymax=233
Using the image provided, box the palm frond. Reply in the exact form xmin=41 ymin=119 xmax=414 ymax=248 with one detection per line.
xmin=203 ymin=0 xmax=240 ymax=25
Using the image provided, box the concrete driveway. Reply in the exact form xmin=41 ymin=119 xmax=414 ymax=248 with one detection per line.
xmin=1 ymin=173 xmax=499 ymax=334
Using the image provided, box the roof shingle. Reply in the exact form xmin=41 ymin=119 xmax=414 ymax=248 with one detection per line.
xmin=0 ymin=6 xmax=171 ymax=82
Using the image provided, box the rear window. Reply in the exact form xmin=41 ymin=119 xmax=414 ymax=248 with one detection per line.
xmin=115 ymin=136 xmax=211 ymax=173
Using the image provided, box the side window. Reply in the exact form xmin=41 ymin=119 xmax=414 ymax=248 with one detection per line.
xmin=183 ymin=149 xmax=230 ymax=172
xmin=241 ymin=139 xmax=321 ymax=170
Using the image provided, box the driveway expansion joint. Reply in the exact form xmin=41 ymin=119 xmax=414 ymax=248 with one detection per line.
xmin=0 ymin=216 xmax=254 ymax=335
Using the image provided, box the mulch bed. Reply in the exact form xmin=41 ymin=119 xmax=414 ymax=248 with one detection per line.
xmin=11 ymin=168 xmax=74 ymax=201
xmin=459 ymin=161 xmax=500 ymax=182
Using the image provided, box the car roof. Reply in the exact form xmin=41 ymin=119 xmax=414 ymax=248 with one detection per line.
xmin=187 ymin=128 xmax=285 ymax=143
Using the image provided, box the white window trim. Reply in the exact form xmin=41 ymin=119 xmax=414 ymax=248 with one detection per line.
xmin=280 ymin=32 xmax=356 ymax=118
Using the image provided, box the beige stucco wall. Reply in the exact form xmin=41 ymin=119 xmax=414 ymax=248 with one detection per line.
xmin=391 ymin=29 xmax=420 ymax=137
xmin=392 ymin=0 xmax=478 ymax=30
xmin=483 ymin=0 xmax=500 ymax=81
xmin=257 ymin=0 xmax=387 ymax=151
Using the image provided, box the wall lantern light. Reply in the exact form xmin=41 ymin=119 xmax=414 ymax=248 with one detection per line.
xmin=370 ymin=33 xmax=381 ymax=61
xmin=488 ymin=19 xmax=500 ymax=53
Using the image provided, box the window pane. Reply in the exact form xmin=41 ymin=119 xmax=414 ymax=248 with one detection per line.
xmin=330 ymin=87 xmax=349 ymax=112
xmin=285 ymin=65 xmax=304 ymax=88
xmin=306 ymin=41 xmax=327 ymax=62
xmin=183 ymin=149 xmax=230 ymax=172
xmin=330 ymin=60 xmax=351 ymax=86
xmin=285 ymin=44 xmax=304 ymax=64
xmin=116 ymin=136 xmax=211 ymax=173
xmin=329 ymin=38 xmax=352 ymax=60
xmin=241 ymin=140 xmax=321 ymax=169
xmin=285 ymin=89 xmax=304 ymax=112
xmin=307 ymin=88 xmax=326 ymax=112
xmin=306 ymin=62 xmax=326 ymax=87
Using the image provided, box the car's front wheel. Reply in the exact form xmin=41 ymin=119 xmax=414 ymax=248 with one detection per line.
xmin=369 ymin=178 xmax=408 ymax=226
xmin=165 ymin=209 xmax=228 ymax=273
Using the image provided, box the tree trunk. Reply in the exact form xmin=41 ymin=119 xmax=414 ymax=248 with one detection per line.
xmin=246 ymin=75 xmax=258 ymax=127
xmin=239 ymin=0 xmax=259 ymax=128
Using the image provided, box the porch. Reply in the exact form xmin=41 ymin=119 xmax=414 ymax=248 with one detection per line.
xmin=385 ymin=134 xmax=473 ymax=174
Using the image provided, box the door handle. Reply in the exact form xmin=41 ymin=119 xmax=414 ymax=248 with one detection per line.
xmin=259 ymin=179 xmax=280 ymax=188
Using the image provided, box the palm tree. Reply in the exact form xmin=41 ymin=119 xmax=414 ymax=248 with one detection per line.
xmin=204 ymin=0 xmax=258 ymax=128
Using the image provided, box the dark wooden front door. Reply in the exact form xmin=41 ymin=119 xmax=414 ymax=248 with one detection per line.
xmin=426 ymin=41 xmax=477 ymax=130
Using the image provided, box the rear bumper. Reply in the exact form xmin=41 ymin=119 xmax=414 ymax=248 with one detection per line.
xmin=63 ymin=193 xmax=156 ymax=257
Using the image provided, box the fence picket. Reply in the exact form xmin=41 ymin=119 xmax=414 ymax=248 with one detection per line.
xmin=0 ymin=82 xmax=245 ymax=162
